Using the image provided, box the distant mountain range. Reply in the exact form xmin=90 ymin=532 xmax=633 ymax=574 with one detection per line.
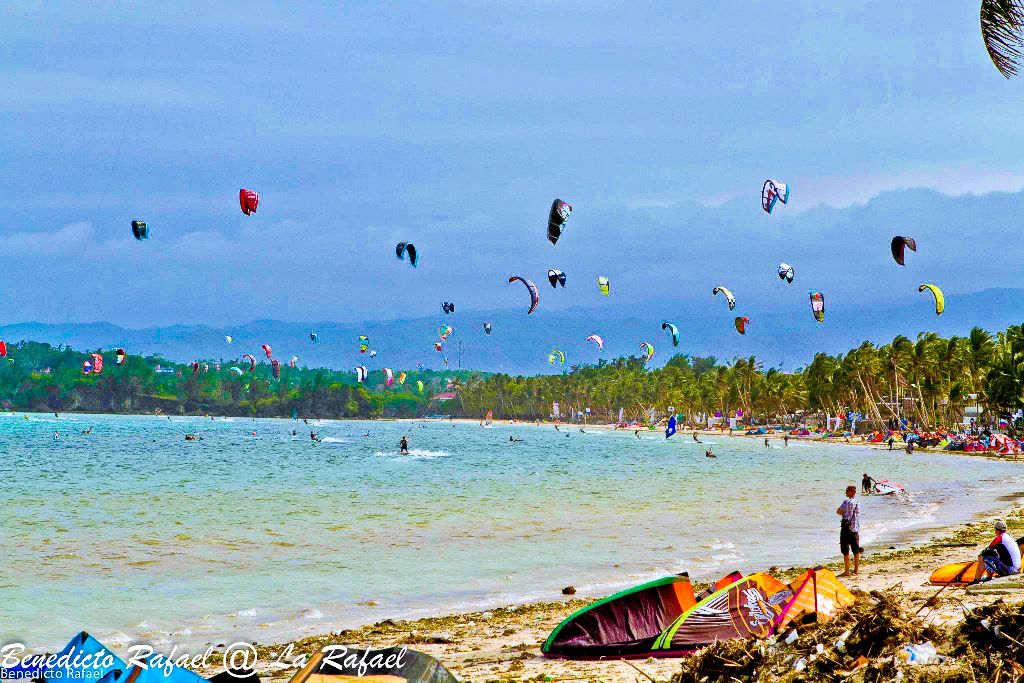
xmin=1 ymin=288 xmax=1021 ymax=375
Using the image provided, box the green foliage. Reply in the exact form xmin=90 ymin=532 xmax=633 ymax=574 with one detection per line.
xmin=0 ymin=341 xmax=475 ymax=418
xmin=453 ymin=326 xmax=1024 ymax=427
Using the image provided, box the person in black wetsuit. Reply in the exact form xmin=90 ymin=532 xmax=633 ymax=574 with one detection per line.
xmin=399 ymin=435 xmax=409 ymax=454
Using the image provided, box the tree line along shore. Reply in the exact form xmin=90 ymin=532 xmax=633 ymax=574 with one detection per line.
xmin=0 ymin=323 xmax=1020 ymax=432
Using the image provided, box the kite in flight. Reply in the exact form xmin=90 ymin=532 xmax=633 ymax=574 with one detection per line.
xmin=131 ymin=220 xmax=149 ymax=241
xmin=890 ymin=236 xmax=917 ymax=266
xmin=508 ymin=276 xmax=540 ymax=314
xmin=396 ymin=242 xmax=418 ymax=267
xmin=240 ymin=188 xmax=260 ymax=215
xmin=919 ymin=283 xmax=945 ymax=315
xmin=713 ymin=286 xmax=736 ymax=310
xmin=809 ymin=290 xmax=825 ymax=322
xmin=778 ymin=263 xmax=795 ymax=283
xmin=761 ymin=180 xmax=790 ymax=214
xmin=547 ymin=269 xmax=567 ymax=288
xmin=547 ymin=199 xmax=573 ymax=245
xmin=661 ymin=322 xmax=680 ymax=347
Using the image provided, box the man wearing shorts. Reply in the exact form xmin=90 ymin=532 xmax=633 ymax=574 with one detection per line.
xmin=837 ymin=485 xmax=863 ymax=576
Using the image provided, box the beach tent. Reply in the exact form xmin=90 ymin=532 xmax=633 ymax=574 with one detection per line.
xmin=542 ymin=574 xmax=697 ymax=657
xmin=288 ymin=647 xmax=458 ymax=683
xmin=774 ymin=567 xmax=856 ymax=630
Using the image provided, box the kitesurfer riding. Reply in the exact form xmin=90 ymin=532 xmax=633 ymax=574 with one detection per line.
xmin=693 ymin=432 xmax=701 ymax=443
xmin=399 ymin=435 xmax=409 ymax=454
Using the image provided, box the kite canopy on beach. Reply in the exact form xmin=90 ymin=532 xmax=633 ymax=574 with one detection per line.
xmin=543 ymin=569 xmax=849 ymax=659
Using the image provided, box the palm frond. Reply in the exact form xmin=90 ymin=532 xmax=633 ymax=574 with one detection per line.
xmin=981 ymin=0 xmax=1024 ymax=77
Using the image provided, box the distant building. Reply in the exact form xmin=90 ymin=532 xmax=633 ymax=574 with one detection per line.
xmin=433 ymin=392 xmax=457 ymax=401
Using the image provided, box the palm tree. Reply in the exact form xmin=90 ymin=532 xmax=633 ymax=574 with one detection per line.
xmin=982 ymin=0 xmax=1024 ymax=77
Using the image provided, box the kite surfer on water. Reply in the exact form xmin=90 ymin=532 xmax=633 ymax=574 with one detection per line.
xmin=693 ymin=432 xmax=701 ymax=443
xmin=399 ymin=435 xmax=409 ymax=455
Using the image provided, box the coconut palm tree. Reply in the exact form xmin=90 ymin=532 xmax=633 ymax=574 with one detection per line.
xmin=982 ymin=0 xmax=1024 ymax=77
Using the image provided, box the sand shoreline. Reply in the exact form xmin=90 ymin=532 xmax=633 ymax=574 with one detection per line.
xmin=179 ymin=498 xmax=1024 ymax=683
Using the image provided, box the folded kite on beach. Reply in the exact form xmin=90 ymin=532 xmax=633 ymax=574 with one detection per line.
xmin=542 ymin=568 xmax=854 ymax=659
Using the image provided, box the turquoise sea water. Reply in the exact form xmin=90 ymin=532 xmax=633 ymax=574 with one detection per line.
xmin=2 ymin=413 xmax=1022 ymax=652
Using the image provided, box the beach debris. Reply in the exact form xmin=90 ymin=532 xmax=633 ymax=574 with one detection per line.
xmin=561 ymin=585 xmax=577 ymax=595
xmin=899 ymin=641 xmax=938 ymax=664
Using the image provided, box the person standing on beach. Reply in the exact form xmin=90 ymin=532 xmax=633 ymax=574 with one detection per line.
xmin=837 ymin=485 xmax=863 ymax=576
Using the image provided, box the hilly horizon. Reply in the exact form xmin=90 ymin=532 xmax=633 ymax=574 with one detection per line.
xmin=2 ymin=286 xmax=1020 ymax=375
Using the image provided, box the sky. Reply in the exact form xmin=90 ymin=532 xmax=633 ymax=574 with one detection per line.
xmin=2 ymin=1 xmax=1024 ymax=327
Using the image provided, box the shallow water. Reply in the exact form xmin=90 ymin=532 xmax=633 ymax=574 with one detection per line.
xmin=2 ymin=413 xmax=1021 ymax=651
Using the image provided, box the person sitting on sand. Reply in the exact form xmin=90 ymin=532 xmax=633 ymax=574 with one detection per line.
xmin=399 ymin=435 xmax=409 ymax=454
xmin=979 ymin=520 xmax=1021 ymax=580
xmin=861 ymin=473 xmax=876 ymax=494
xmin=837 ymin=485 xmax=863 ymax=576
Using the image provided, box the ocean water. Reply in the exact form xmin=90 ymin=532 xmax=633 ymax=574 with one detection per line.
xmin=3 ymin=413 xmax=1022 ymax=652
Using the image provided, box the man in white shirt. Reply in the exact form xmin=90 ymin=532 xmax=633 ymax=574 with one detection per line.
xmin=979 ymin=520 xmax=1021 ymax=580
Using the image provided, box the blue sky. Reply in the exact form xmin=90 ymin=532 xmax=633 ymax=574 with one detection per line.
xmin=2 ymin=1 xmax=1023 ymax=326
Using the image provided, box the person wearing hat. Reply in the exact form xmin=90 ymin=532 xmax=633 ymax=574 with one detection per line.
xmin=978 ymin=520 xmax=1021 ymax=580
